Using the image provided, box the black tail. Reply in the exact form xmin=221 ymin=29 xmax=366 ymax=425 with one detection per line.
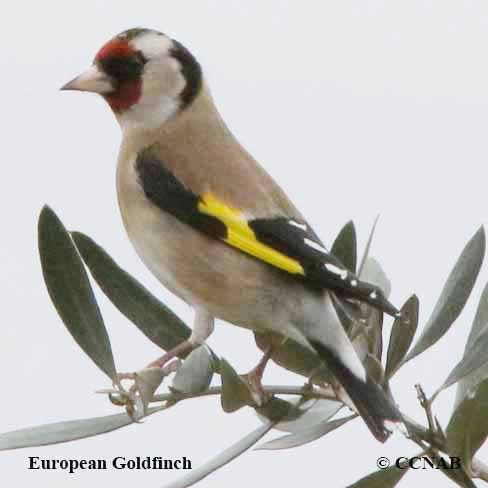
xmin=311 ymin=341 xmax=402 ymax=443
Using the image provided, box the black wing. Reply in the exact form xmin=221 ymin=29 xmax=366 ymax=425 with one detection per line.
xmin=136 ymin=148 xmax=399 ymax=317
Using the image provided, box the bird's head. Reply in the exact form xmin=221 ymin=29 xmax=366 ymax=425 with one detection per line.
xmin=62 ymin=28 xmax=202 ymax=131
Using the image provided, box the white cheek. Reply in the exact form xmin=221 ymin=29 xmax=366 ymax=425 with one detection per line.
xmin=117 ymin=59 xmax=185 ymax=133
xmin=118 ymin=96 xmax=180 ymax=133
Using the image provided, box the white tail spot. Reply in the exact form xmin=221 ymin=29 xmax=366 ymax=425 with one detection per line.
xmin=304 ymin=237 xmax=329 ymax=255
xmin=289 ymin=220 xmax=307 ymax=231
xmin=324 ymin=263 xmax=348 ymax=280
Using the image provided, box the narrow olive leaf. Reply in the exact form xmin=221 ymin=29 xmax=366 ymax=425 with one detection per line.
xmin=256 ymin=398 xmax=342 ymax=433
xmin=0 ymin=413 xmax=134 ymax=450
xmin=255 ymin=414 xmax=355 ymax=451
xmin=134 ymin=367 xmax=165 ymax=413
xmin=331 ymin=293 xmax=361 ymax=338
xmin=364 ymin=354 xmax=384 ymax=385
xmin=358 ymin=256 xmax=391 ymax=360
xmin=455 ymin=283 xmax=488 ymax=408
xmin=358 ymin=215 xmax=379 ymax=276
xmin=331 ymin=220 xmax=357 ymax=272
xmin=438 ymin=323 xmax=488 ymax=394
xmin=72 ymin=232 xmax=191 ymax=353
xmin=256 ymin=397 xmax=301 ymax=423
xmin=447 ymin=379 xmax=488 ymax=466
xmin=464 ymin=282 xmax=488 ymax=350
xmin=162 ymin=421 xmax=274 ymax=488
xmin=220 ymin=359 xmax=255 ymax=412
xmin=38 ymin=207 xmax=116 ymax=380
xmin=385 ymin=295 xmax=419 ymax=379
xmin=436 ymin=458 xmax=477 ymax=488
xmin=365 ymin=309 xmax=384 ymax=361
xmin=254 ymin=331 xmax=331 ymax=384
xmin=346 ymin=465 xmax=408 ymax=488
xmin=360 ymin=257 xmax=391 ymax=298
xmin=172 ymin=345 xmax=214 ymax=394
xmin=403 ymin=227 xmax=486 ymax=365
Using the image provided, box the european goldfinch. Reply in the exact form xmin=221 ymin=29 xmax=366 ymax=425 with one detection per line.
xmin=62 ymin=28 xmax=402 ymax=442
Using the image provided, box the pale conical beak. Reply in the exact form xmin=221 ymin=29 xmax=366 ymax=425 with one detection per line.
xmin=61 ymin=65 xmax=114 ymax=94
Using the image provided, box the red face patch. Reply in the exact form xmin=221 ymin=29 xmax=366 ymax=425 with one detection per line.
xmin=104 ymin=78 xmax=142 ymax=113
xmin=95 ymin=37 xmax=144 ymax=113
xmin=95 ymin=38 xmax=135 ymax=64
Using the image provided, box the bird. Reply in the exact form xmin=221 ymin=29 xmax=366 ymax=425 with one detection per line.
xmin=62 ymin=27 xmax=403 ymax=442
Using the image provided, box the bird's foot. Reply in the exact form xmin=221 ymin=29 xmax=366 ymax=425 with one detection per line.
xmin=147 ymin=339 xmax=195 ymax=369
xmin=240 ymin=347 xmax=273 ymax=406
xmin=101 ymin=341 xmax=194 ymax=419
xmin=101 ymin=360 xmax=182 ymax=421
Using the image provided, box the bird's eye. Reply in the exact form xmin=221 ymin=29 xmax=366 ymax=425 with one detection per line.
xmin=99 ymin=52 xmax=145 ymax=82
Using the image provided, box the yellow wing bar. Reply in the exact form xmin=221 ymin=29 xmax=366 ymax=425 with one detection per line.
xmin=198 ymin=193 xmax=305 ymax=276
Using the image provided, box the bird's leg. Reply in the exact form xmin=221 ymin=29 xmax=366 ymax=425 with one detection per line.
xmin=147 ymin=340 xmax=194 ymax=368
xmin=110 ymin=310 xmax=214 ymax=417
xmin=241 ymin=346 xmax=274 ymax=403
xmin=147 ymin=308 xmax=215 ymax=369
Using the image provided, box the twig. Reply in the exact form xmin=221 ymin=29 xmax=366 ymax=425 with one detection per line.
xmin=104 ymin=380 xmax=488 ymax=484
xmin=415 ymin=383 xmax=436 ymax=438
xmin=151 ymin=384 xmax=339 ymax=404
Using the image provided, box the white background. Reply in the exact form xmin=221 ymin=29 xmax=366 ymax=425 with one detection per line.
xmin=2 ymin=1 xmax=488 ymax=486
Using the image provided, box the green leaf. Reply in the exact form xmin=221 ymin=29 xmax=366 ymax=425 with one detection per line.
xmin=331 ymin=220 xmax=357 ymax=272
xmin=254 ymin=332 xmax=331 ymax=384
xmin=72 ymin=232 xmax=191 ymax=354
xmin=360 ymin=257 xmax=391 ymax=299
xmin=364 ymin=354 xmax=384 ymax=385
xmin=257 ymin=398 xmax=342 ymax=433
xmin=38 ymin=207 xmax=116 ymax=380
xmin=464 ymin=282 xmax=488 ymax=351
xmin=220 ymin=359 xmax=255 ymax=412
xmin=447 ymin=378 xmax=488 ymax=466
xmin=331 ymin=293 xmax=363 ymax=338
xmin=365 ymin=309 xmax=384 ymax=360
xmin=346 ymin=465 xmax=408 ymax=488
xmin=0 ymin=413 xmax=135 ymax=450
xmin=134 ymin=367 xmax=165 ymax=413
xmin=454 ymin=282 xmax=488 ymax=408
xmin=358 ymin=215 xmax=379 ymax=276
xmin=438 ymin=323 xmax=488 ymax=395
xmin=436 ymin=461 xmax=477 ymax=488
xmin=403 ymin=227 xmax=485 ymax=365
xmin=171 ymin=345 xmax=215 ymax=394
xmin=255 ymin=414 xmax=355 ymax=451
xmin=256 ymin=397 xmax=300 ymax=423
xmin=359 ymin=257 xmax=392 ymax=360
xmin=385 ymin=295 xmax=419 ymax=379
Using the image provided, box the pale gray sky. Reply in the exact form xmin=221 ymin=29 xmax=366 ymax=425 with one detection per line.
xmin=2 ymin=1 xmax=488 ymax=486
